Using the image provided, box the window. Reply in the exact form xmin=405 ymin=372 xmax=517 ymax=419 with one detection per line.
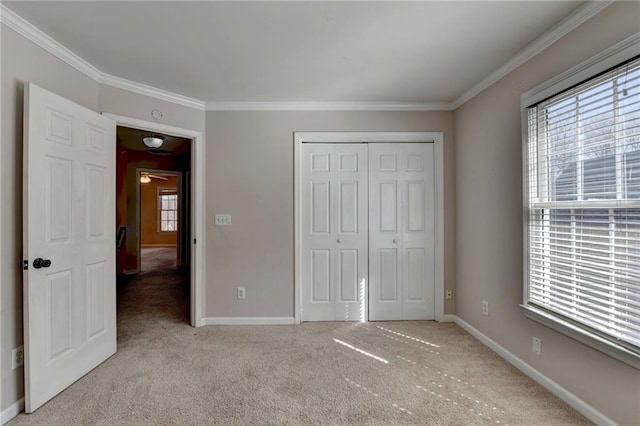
xmin=158 ymin=188 xmax=178 ymax=232
xmin=523 ymin=46 xmax=640 ymax=368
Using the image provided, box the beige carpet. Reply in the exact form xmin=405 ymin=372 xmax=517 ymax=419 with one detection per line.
xmin=11 ymin=251 xmax=588 ymax=425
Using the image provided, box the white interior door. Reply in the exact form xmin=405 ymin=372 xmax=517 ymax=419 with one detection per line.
xmin=300 ymin=143 xmax=368 ymax=321
xmin=369 ymin=143 xmax=435 ymax=320
xmin=23 ymin=83 xmax=116 ymax=412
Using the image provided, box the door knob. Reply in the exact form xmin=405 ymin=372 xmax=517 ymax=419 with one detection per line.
xmin=393 ymin=238 xmax=398 ymax=244
xmin=33 ymin=258 xmax=52 ymax=269
xmin=337 ymin=239 xmax=342 ymax=243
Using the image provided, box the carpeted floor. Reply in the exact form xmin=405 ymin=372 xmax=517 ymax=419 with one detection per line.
xmin=10 ymin=248 xmax=588 ymax=425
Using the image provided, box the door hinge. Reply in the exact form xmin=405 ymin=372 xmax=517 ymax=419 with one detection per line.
xmin=193 ymin=238 xmax=196 ymax=245
xmin=22 ymin=260 xmax=28 ymax=270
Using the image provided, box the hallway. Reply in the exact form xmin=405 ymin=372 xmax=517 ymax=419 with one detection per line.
xmin=119 ymin=247 xmax=189 ymax=334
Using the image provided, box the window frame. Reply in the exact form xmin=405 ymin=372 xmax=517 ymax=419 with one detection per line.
xmin=157 ymin=187 xmax=178 ymax=233
xmin=521 ymin=34 xmax=640 ymax=370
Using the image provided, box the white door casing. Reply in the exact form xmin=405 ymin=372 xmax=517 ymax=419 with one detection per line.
xmin=300 ymin=143 xmax=368 ymax=321
xmin=23 ymin=83 xmax=117 ymax=412
xmin=103 ymin=113 xmax=205 ymax=327
xmin=368 ymin=143 xmax=435 ymax=321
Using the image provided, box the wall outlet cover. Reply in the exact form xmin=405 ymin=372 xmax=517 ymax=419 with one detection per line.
xmin=12 ymin=346 xmax=24 ymax=369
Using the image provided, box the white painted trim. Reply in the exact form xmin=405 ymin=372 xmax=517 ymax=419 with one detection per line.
xmin=521 ymin=32 xmax=640 ymax=108
xmin=452 ymin=316 xmax=613 ymax=426
xmin=294 ymin=132 xmax=438 ymax=144
xmin=452 ymin=1 xmax=614 ymax=109
xmin=202 ymin=317 xmax=295 ymax=326
xmin=100 ymin=73 xmax=205 ymax=111
xmin=0 ymin=1 xmax=613 ymax=113
xmin=1 ymin=398 xmax=24 ymax=424
xmin=442 ymin=314 xmax=457 ymax=323
xmin=294 ymin=132 xmax=445 ymax=324
xmin=206 ymin=101 xmax=453 ymax=112
xmin=0 ymin=4 xmax=205 ymax=111
xmin=0 ymin=5 xmax=101 ymax=80
xmin=135 ymin=168 xmax=182 ymax=273
xmin=103 ymin=113 xmax=206 ymax=327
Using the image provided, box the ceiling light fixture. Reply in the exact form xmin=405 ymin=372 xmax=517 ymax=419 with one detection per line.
xmin=140 ymin=173 xmax=151 ymax=184
xmin=142 ymin=135 xmax=164 ymax=149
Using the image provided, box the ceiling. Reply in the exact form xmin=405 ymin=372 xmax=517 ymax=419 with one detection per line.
xmin=4 ymin=1 xmax=588 ymax=106
xmin=117 ymin=126 xmax=191 ymax=156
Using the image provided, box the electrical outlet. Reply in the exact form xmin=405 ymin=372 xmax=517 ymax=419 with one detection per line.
xmin=482 ymin=300 xmax=489 ymax=316
xmin=12 ymin=346 xmax=24 ymax=369
xmin=532 ymin=337 xmax=542 ymax=355
xmin=237 ymin=287 xmax=246 ymax=299
xmin=446 ymin=289 xmax=453 ymax=300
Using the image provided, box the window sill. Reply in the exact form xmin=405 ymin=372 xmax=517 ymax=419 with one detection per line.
xmin=520 ymin=304 xmax=640 ymax=370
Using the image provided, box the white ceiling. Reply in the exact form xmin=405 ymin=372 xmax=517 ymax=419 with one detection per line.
xmin=4 ymin=1 xmax=588 ymax=107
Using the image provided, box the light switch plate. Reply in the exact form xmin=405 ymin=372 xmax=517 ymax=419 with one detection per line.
xmin=215 ymin=214 xmax=232 ymax=226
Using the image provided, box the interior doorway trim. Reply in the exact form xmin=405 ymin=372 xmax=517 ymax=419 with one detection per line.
xmin=294 ymin=131 xmax=445 ymax=324
xmin=136 ymin=168 xmax=182 ymax=270
xmin=103 ymin=113 xmax=205 ymax=327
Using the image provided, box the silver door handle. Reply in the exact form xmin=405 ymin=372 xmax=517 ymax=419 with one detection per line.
xmin=393 ymin=238 xmax=398 ymax=244
xmin=337 ymin=239 xmax=341 ymax=243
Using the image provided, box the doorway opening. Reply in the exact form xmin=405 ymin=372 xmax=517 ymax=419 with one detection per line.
xmin=137 ymin=169 xmax=182 ymax=273
xmin=116 ymin=126 xmax=192 ymax=324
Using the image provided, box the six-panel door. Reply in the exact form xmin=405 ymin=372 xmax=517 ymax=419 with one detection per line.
xmin=23 ymin=83 xmax=116 ymax=412
xmin=300 ymin=144 xmax=368 ymax=321
xmin=368 ymin=143 xmax=435 ymax=320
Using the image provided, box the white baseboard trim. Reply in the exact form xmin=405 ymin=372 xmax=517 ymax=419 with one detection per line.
xmin=441 ymin=314 xmax=457 ymax=323
xmin=202 ymin=317 xmax=295 ymax=326
xmin=451 ymin=315 xmax=612 ymax=425
xmin=1 ymin=398 xmax=24 ymax=424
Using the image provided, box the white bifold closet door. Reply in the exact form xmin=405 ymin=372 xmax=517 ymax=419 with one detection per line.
xmin=300 ymin=142 xmax=434 ymax=322
xmin=300 ymin=143 xmax=368 ymax=321
xmin=368 ymin=143 xmax=435 ymax=320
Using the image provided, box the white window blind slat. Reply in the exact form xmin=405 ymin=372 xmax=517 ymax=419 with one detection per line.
xmin=525 ymin=55 xmax=640 ymax=357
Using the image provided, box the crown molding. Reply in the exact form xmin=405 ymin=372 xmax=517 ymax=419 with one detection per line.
xmin=0 ymin=4 xmax=102 ymax=81
xmin=205 ymin=101 xmax=454 ymax=112
xmin=451 ymin=0 xmax=614 ymax=109
xmin=0 ymin=4 xmax=206 ymax=111
xmin=99 ymin=73 xmax=205 ymax=110
xmin=2 ymin=1 xmax=613 ymax=113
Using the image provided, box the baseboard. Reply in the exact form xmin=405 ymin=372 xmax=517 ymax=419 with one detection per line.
xmin=1 ymin=398 xmax=24 ymax=424
xmin=441 ymin=314 xmax=457 ymax=323
xmin=202 ymin=317 xmax=296 ymax=326
xmin=451 ymin=315 xmax=612 ymax=425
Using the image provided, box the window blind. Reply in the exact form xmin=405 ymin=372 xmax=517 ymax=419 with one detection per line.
xmin=526 ymin=56 xmax=640 ymax=354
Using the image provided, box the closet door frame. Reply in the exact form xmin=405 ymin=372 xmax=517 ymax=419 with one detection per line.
xmin=294 ymin=132 xmax=445 ymax=324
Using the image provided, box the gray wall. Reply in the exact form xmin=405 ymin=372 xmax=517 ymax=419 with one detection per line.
xmin=2 ymin=2 xmax=639 ymax=423
xmin=454 ymin=2 xmax=640 ymax=425
xmin=204 ymin=111 xmax=456 ymax=318
xmin=0 ymin=23 xmax=206 ymax=412
xmin=1 ymin=25 xmax=101 ymax=410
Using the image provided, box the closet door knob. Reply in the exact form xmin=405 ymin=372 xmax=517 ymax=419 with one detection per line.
xmin=337 ymin=239 xmax=342 ymax=243
xmin=393 ymin=238 xmax=398 ymax=244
